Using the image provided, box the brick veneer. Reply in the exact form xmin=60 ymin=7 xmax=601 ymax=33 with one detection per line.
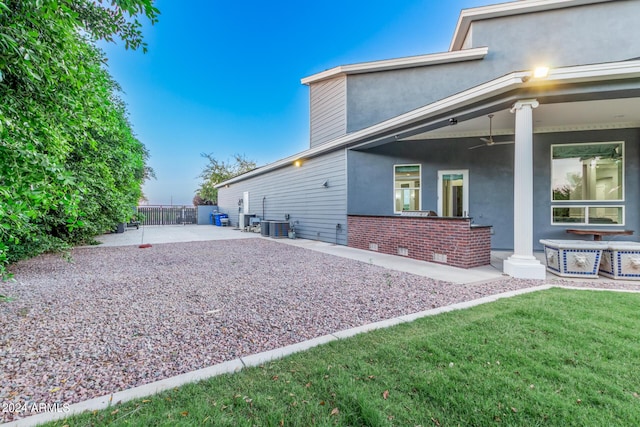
xmin=347 ymin=215 xmax=491 ymax=268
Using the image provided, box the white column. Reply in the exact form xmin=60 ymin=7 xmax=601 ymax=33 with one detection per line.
xmin=503 ymin=99 xmax=546 ymax=280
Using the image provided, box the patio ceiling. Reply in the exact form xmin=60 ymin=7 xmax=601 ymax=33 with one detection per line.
xmin=401 ymin=97 xmax=640 ymax=141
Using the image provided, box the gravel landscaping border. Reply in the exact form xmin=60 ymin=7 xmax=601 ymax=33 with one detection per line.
xmin=2 ymin=238 xmax=639 ymax=423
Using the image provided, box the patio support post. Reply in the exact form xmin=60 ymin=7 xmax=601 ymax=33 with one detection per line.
xmin=503 ymin=99 xmax=546 ymax=279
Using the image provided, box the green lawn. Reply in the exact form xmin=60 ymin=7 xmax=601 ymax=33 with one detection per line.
xmin=46 ymin=288 xmax=640 ymax=426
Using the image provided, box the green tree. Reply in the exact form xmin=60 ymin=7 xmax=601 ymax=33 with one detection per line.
xmin=0 ymin=0 xmax=158 ymax=283
xmin=196 ymin=154 xmax=256 ymax=205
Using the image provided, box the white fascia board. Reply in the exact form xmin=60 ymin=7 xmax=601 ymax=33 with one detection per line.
xmin=300 ymin=47 xmax=489 ymax=86
xmin=541 ymin=60 xmax=640 ymax=83
xmin=450 ymin=0 xmax=617 ymax=51
xmin=217 ymin=59 xmax=640 ymax=188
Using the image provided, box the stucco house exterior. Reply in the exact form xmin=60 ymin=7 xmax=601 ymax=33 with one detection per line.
xmin=216 ymin=0 xmax=640 ymax=279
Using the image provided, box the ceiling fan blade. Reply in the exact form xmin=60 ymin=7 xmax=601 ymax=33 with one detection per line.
xmin=471 ymin=116 xmax=514 ymax=149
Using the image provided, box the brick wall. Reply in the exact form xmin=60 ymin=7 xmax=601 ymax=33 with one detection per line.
xmin=347 ymin=215 xmax=491 ymax=268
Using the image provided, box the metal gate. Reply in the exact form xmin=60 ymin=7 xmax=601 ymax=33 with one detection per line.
xmin=136 ymin=206 xmax=197 ymax=225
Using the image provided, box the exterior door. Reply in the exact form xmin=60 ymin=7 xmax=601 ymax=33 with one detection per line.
xmin=438 ymin=170 xmax=469 ymax=217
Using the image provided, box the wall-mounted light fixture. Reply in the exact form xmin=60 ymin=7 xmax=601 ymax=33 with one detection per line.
xmin=294 ymin=160 xmax=302 ymax=167
xmin=533 ymin=66 xmax=549 ymax=78
xmin=321 ymin=180 xmax=329 ymax=188
xmin=521 ymin=66 xmax=549 ymax=83
xmin=225 ymin=184 xmax=229 ymax=188
xmin=448 ymin=118 xmax=458 ymax=125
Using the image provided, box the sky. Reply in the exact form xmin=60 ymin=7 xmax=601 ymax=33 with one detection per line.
xmin=100 ymin=0 xmax=491 ymax=206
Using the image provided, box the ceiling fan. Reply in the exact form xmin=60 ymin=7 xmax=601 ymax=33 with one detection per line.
xmin=468 ymin=114 xmax=514 ymax=150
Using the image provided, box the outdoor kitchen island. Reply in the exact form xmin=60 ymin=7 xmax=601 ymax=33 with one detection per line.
xmin=347 ymin=213 xmax=492 ymax=268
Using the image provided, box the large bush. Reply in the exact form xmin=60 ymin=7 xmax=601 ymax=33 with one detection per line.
xmin=0 ymin=0 xmax=158 ymax=281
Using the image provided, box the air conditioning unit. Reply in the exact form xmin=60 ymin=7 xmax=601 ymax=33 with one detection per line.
xmin=270 ymin=221 xmax=290 ymax=238
xmin=239 ymin=213 xmax=256 ymax=230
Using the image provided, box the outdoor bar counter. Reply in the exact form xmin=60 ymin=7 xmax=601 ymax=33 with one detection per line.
xmin=347 ymin=213 xmax=492 ymax=268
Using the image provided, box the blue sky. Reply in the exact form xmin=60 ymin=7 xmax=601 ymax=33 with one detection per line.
xmin=100 ymin=0 xmax=489 ymax=205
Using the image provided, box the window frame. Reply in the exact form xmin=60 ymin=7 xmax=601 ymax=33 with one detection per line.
xmin=550 ymin=141 xmax=625 ymax=203
xmin=550 ymin=141 xmax=625 ymax=227
xmin=550 ymin=205 xmax=625 ymax=227
xmin=393 ymin=163 xmax=422 ymax=214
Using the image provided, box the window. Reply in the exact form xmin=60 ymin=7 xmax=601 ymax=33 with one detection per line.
xmin=552 ymin=206 xmax=624 ymax=225
xmin=551 ymin=142 xmax=624 ymax=225
xmin=551 ymin=142 xmax=623 ymax=201
xmin=394 ymin=164 xmax=420 ymax=213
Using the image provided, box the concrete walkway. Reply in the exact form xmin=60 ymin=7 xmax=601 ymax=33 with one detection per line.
xmin=94 ymin=224 xmax=506 ymax=284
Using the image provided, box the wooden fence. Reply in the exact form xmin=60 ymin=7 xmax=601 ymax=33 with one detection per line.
xmin=136 ymin=206 xmax=197 ymax=226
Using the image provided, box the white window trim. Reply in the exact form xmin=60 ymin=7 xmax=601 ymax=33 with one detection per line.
xmin=393 ymin=164 xmax=422 ymax=214
xmin=550 ymin=205 xmax=625 ymax=227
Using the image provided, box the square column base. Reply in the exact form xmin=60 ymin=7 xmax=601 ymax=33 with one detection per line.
xmin=503 ymin=255 xmax=546 ymax=280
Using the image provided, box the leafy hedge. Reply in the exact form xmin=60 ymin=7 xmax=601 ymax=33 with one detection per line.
xmin=0 ymin=0 xmax=158 ymax=281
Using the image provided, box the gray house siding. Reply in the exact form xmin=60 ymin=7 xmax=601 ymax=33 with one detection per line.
xmin=348 ymin=128 xmax=639 ymax=251
xmin=309 ymin=76 xmax=347 ymax=147
xmin=217 ymin=149 xmax=348 ymax=245
xmin=345 ymin=1 xmax=640 ymax=132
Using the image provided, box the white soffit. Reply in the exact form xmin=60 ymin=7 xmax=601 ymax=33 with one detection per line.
xmin=450 ymin=0 xmax=617 ymax=51
xmin=300 ymin=47 xmax=489 ymax=85
xmin=404 ymin=98 xmax=640 ymax=140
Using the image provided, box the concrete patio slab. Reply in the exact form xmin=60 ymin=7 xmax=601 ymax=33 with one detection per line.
xmin=93 ymin=224 xmax=258 ymax=247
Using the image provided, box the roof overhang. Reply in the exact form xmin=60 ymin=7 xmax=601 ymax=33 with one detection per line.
xmin=450 ymin=0 xmax=617 ymax=51
xmin=217 ymin=59 xmax=640 ymax=188
xmin=301 ymin=47 xmax=489 ymax=86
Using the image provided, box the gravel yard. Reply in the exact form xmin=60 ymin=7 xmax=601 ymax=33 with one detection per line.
xmin=2 ymin=238 xmax=639 ymax=422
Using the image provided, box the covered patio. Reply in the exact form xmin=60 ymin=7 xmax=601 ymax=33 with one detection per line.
xmin=346 ymin=60 xmax=640 ymax=279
